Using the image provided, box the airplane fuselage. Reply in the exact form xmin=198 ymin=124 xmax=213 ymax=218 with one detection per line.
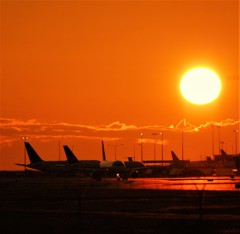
xmin=100 ymin=160 xmax=125 ymax=169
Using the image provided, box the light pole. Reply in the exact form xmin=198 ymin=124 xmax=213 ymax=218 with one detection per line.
xmin=160 ymin=132 xmax=163 ymax=166
xmin=212 ymin=125 xmax=215 ymax=156
xmin=233 ymin=130 xmax=239 ymax=154
xmin=152 ymin=133 xmax=158 ymax=162
xmin=22 ymin=136 xmax=28 ymax=172
xmin=133 ymin=143 xmax=140 ymax=160
xmin=107 ymin=144 xmax=124 ymax=160
xmin=231 ymin=145 xmax=234 ymax=154
xmin=140 ymin=133 xmax=143 ymax=161
xmin=181 ymin=131 xmax=184 ymax=161
xmin=58 ymin=140 xmax=61 ymax=161
xmin=116 ymin=144 xmax=124 ymax=160
xmin=217 ymin=126 xmax=221 ymax=155
xmin=220 ymin=141 xmax=224 ymax=151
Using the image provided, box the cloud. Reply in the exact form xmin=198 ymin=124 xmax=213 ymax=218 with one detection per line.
xmin=169 ymin=118 xmax=240 ymax=133
xmin=0 ymin=117 xmax=239 ymax=147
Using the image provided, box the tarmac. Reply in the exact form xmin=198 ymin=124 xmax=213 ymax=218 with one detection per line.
xmin=0 ymin=174 xmax=240 ymax=234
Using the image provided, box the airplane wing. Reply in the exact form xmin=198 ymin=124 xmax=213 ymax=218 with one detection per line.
xmin=15 ymin=163 xmax=28 ymax=167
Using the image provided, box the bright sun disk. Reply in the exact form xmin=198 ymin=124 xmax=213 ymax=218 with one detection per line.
xmin=180 ymin=67 xmax=221 ymax=105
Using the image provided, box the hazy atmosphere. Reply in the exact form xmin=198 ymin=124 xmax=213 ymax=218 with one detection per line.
xmin=1 ymin=0 xmax=239 ymax=170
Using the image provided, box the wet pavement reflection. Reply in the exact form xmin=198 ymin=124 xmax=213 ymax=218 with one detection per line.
xmin=107 ymin=176 xmax=240 ymax=191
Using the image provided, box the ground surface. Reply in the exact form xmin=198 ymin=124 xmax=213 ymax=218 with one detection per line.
xmin=0 ymin=175 xmax=240 ymax=234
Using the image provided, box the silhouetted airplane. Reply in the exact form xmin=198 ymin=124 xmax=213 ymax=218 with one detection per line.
xmin=100 ymin=140 xmax=149 ymax=179
xmin=219 ymin=149 xmax=240 ymax=174
xmin=124 ymin=156 xmax=145 ymax=169
xmin=220 ymin=149 xmax=240 ymax=157
xmin=169 ymin=150 xmax=239 ymax=176
xmin=16 ymin=142 xmax=70 ymax=173
xmin=170 ymin=151 xmax=189 ymax=167
xmin=63 ymin=145 xmax=100 ymax=168
xmin=63 ymin=141 xmax=143 ymax=181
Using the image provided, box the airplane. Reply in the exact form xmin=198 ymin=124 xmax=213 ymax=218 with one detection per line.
xmin=63 ymin=141 xmax=144 ymax=181
xmin=219 ymin=149 xmax=240 ymax=159
xmin=100 ymin=141 xmax=146 ymax=170
xmin=142 ymin=159 xmax=173 ymax=164
xmin=170 ymin=151 xmax=190 ymax=167
xmin=63 ymin=145 xmax=100 ymax=168
xmin=16 ymin=142 xmax=71 ymax=173
xmin=100 ymin=141 xmax=150 ymax=180
xmin=124 ymin=156 xmax=145 ymax=169
xmin=219 ymin=149 xmax=240 ymax=175
xmin=169 ymin=150 xmax=239 ymax=176
xmin=63 ymin=142 xmax=126 ymax=173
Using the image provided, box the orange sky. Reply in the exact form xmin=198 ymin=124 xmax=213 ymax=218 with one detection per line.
xmin=0 ymin=0 xmax=239 ymax=170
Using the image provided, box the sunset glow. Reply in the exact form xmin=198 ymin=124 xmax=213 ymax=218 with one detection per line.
xmin=0 ymin=0 xmax=239 ymax=170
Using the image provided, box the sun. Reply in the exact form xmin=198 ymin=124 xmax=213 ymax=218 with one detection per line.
xmin=180 ymin=67 xmax=222 ymax=105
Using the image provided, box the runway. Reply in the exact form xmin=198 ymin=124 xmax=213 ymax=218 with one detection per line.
xmin=0 ymin=176 xmax=240 ymax=233
xmin=104 ymin=176 xmax=240 ymax=191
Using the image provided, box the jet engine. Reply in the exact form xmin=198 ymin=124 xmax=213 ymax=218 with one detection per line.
xmin=130 ymin=170 xmax=138 ymax=178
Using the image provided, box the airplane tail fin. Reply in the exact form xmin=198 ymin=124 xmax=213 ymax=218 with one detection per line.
xmin=63 ymin=146 xmax=79 ymax=164
xmin=221 ymin=149 xmax=228 ymax=156
xmin=171 ymin=151 xmax=180 ymax=162
xmin=102 ymin=141 xmax=106 ymax=161
xmin=128 ymin=157 xmax=133 ymax=162
xmin=24 ymin=142 xmax=43 ymax=163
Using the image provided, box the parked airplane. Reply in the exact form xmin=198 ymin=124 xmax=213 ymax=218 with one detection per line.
xmin=16 ymin=142 xmax=70 ymax=173
xmin=169 ymin=150 xmax=239 ymax=176
xmin=124 ymin=156 xmax=145 ymax=169
xmin=100 ymin=141 xmax=148 ymax=180
xmin=219 ymin=149 xmax=240 ymax=160
xmin=170 ymin=151 xmax=190 ymax=167
xmin=63 ymin=145 xmax=100 ymax=168
xmin=63 ymin=141 xmax=143 ymax=181
xmin=219 ymin=149 xmax=240 ymax=174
